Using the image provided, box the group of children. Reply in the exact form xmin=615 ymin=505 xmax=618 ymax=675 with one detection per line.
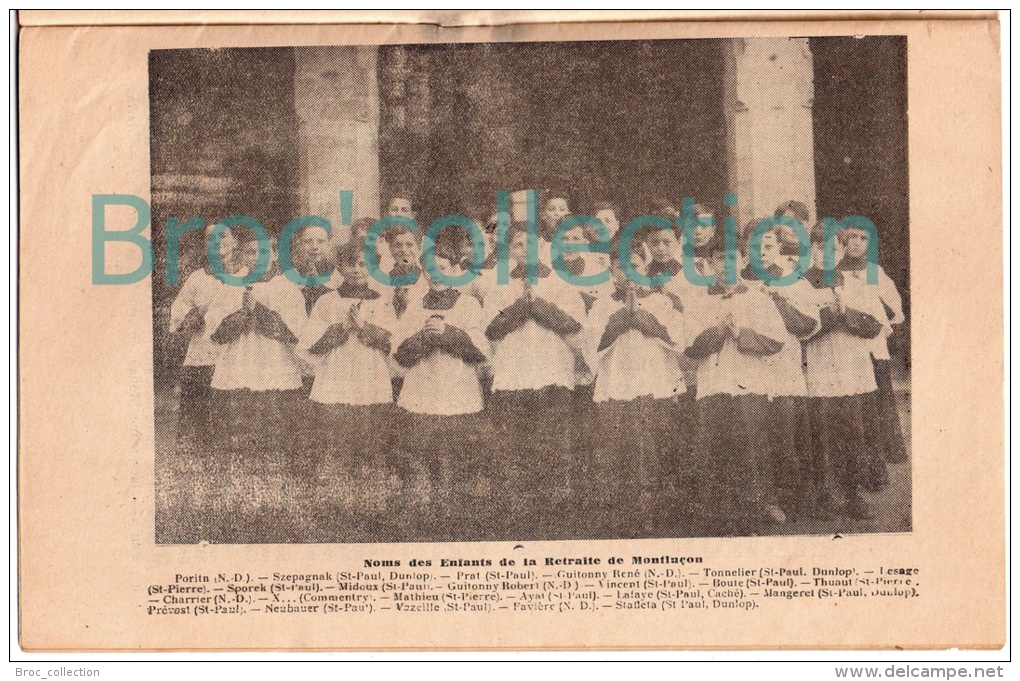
xmin=168 ymin=192 xmax=906 ymax=536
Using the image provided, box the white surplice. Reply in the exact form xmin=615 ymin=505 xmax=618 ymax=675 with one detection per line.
xmin=483 ymin=273 xmax=587 ymax=392
xmin=298 ymin=290 xmax=396 ymax=406
xmin=392 ymin=292 xmax=489 ymax=415
xmin=207 ymin=275 xmax=308 ymax=391
xmin=586 ymin=291 xmax=686 ymax=403
xmin=170 ymin=268 xmax=228 ymax=367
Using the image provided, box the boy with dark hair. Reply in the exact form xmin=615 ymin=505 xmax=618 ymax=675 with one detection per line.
xmin=587 ymin=242 xmax=688 ymax=534
xmin=687 ymin=203 xmax=720 ymax=278
xmin=484 ymin=223 xmax=588 ymax=514
xmin=391 ymin=249 xmax=490 ymax=516
xmin=591 ymin=200 xmax=622 ymax=240
xmin=803 ymin=225 xmax=887 ymax=519
xmin=540 ymin=189 xmax=571 ymax=242
xmin=298 ymin=241 xmax=395 ymax=478
xmin=348 ymin=216 xmax=393 ymax=286
xmin=741 ymin=225 xmax=821 ymax=518
xmin=835 ymin=225 xmax=907 ymax=465
xmin=169 ymin=224 xmax=237 ymax=450
xmin=381 ymin=224 xmax=427 ymax=400
xmin=685 ymin=246 xmax=788 ymax=534
xmin=207 ymin=232 xmax=308 ymax=460
xmin=644 ymin=224 xmax=683 ymax=281
xmin=381 ymin=225 xmax=426 ymax=316
xmin=384 ymin=189 xmax=417 ymax=221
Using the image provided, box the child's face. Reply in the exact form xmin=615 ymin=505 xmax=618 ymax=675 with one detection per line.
xmin=693 ymin=216 xmax=716 ymax=248
xmin=562 ymin=225 xmax=586 ymax=250
xmin=759 ymin=231 xmax=780 ymax=265
xmin=351 ymin=219 xmax=375 ymax=245
xmin=428 ymin=257 xmax=457 ymax=292
xmin=842 ymin=229 xmax=868 ymax=259
xmin=811 ymin=237 xmax=846 ymax=268
xmin=387 ymin=198 xmax=415 ymax=219
xmin=340 ymin=255 xmax=369 ymax=285
xmin=647 ymin=229 xmax=677 ymax=263
xmin=389 ymin=231 xmax=420 ymax=268
xmin=297 ymin=227 xmax=329 ymax=271
xmin=543 ymin=198 xmax=570 ymax=228
xmin=509 ymin=232 xmax=528 ymax=263
xmin=213 ymin=228 xmax=237 ymax=271
xmin=238 ymin=241 xmax=260 ymax=272
xmin=595 ymin=209 xmax=619 ymax=237
xmin=299 ymin=227 xmax=328 ymax=260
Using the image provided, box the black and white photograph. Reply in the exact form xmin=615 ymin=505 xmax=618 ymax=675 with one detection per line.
xmin=149 ymin=36 xmax=911 ymax=545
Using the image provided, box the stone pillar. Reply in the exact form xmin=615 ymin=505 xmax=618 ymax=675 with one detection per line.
xmin=294 ymin=46 xmax=381 ymax=242
xmin=726 ymin=37 xmax=817 ymax=231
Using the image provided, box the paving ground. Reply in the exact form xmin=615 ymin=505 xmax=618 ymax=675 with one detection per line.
xmin=153 ymin=386 xmax=912 ymax=545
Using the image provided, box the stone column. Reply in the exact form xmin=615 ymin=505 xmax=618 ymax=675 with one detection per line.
xmin=294 ymin=46 xmax=381 ymax=242
xmin=725 ymin=37 xmax=817 ymax=231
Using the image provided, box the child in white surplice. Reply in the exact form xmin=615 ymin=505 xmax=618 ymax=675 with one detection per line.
xmin=586 ymin=242 xmax=687 ymax=533
xmin=298 ymin=242 xmax=395 ymax=477
xmin=391 ymin=250 xmax=489 ymax=513
xmin=207 ymin=234 xmax=308 ymax=459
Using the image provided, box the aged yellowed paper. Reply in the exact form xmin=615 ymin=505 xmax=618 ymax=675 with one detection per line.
xmin=17 ymin=12 xmax=1003 ymax=650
